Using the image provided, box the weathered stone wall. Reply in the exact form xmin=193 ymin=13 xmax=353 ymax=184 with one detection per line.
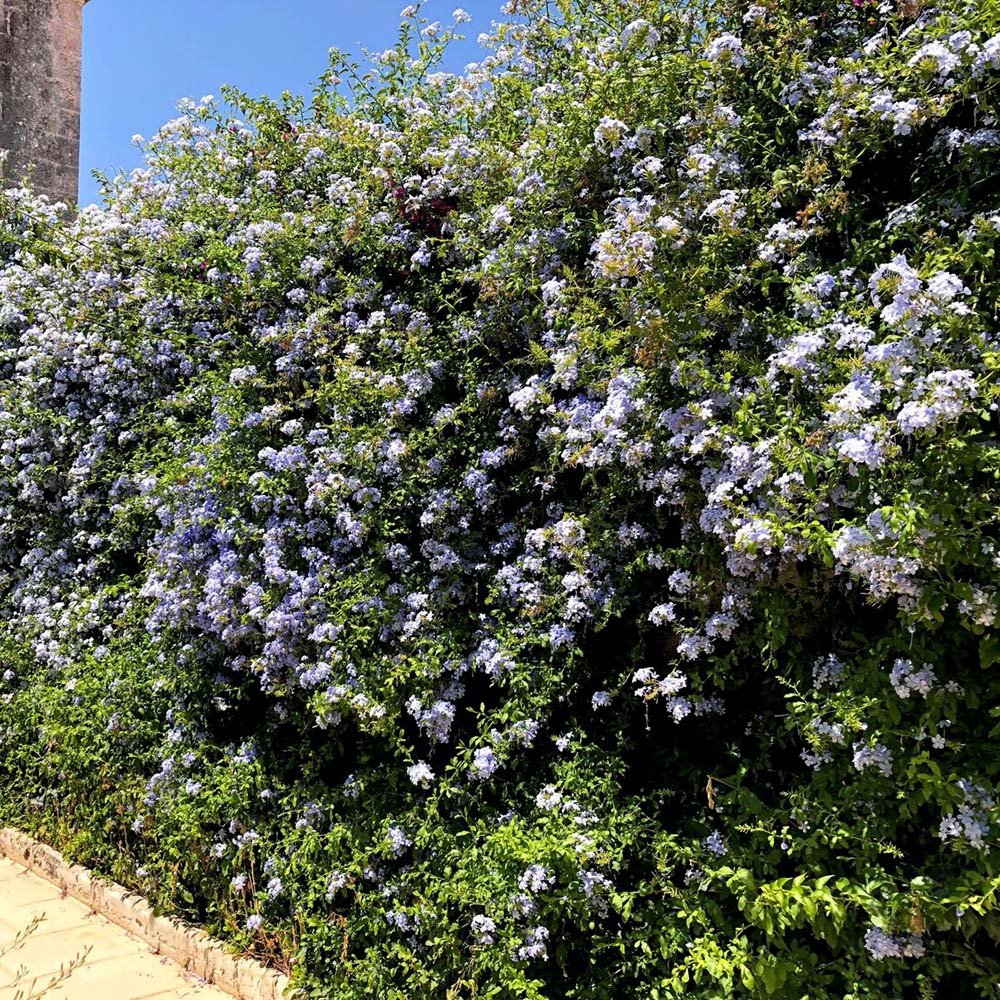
xmin=0 ymin=0 xmax=84 ymax=206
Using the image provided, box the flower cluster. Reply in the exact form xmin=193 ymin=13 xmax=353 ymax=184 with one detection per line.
xmin=1 ymin=1 xmax=999 ymax=997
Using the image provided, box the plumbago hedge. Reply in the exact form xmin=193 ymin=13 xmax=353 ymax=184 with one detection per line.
xmin=3 ymin=0 xmax=1000 ymax=995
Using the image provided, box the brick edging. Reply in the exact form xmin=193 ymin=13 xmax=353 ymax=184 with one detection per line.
xmin=0 ymin=827 xmax=292 ymax=1000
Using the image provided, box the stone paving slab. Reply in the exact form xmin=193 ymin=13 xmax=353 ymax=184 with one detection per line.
xmin=0 ymin=856 xmax=230 ymax=1000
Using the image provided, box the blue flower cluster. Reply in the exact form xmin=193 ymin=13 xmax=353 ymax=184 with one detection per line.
xmin=2 ymin=1 xmax=1000 ymax=997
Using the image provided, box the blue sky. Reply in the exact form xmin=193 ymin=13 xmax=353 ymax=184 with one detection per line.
xmin=79 ymin=1 xmax=501 ymax=205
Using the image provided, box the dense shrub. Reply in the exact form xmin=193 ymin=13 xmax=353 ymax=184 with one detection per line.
xmin=2 ymin=0 xmax=1000 ymax=995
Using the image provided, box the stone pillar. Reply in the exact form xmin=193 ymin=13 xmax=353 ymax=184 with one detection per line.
xmin=0 ymin=0 xmax=86 ymax=206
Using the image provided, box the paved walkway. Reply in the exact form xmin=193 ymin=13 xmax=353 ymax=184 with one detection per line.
xmin=0 ymin=856 xmax=230 ymax=1000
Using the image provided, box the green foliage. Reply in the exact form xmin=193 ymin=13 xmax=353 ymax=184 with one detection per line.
xmin=2 ymin=0 xmax=1000 ymax=996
